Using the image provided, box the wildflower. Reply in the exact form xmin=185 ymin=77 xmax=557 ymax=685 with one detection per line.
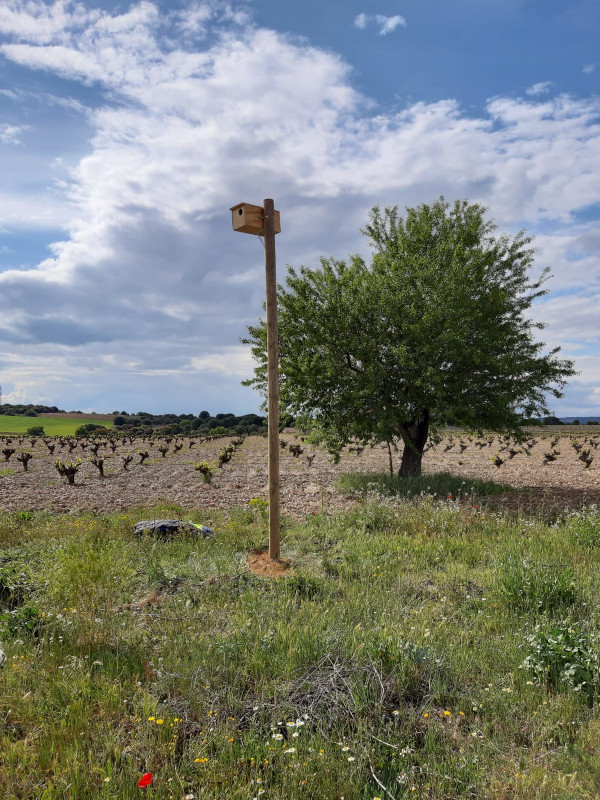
xmin=137 ymin=773 xmax=153 ymax=788
xmin=156 ymin=719 xmax=164 ymax=725
xmin=342 ymin=746 xmax=350 ymax=751
xmin=392 ymin=710 xmax=400 ymax=716
xmin=103 ymin=777 xmax=111 ymax=782
xmin=273 ymin=733 xmax=284 ymax=740
xmin=347 ymin=756 xmax=355 ymax=762
xmin=284 ymin=747 xmax=296 ymax=754
xmin=443 ymin=710 xmax=451 ymax=716
xmin=147 ymin=716 xmax=155 ymax=721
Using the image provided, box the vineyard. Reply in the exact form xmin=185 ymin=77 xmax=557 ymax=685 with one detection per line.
xmin=1 ymin=427 xmax=599 ymax=517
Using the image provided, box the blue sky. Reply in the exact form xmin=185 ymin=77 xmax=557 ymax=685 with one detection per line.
xmin=0 ymin=0 xmax=599 ymax=416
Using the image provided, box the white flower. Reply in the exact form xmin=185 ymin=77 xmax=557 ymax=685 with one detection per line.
xmin=284 ymin=747 xmax=296 ymax=754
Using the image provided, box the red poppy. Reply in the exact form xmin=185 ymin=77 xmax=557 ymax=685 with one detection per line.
xmin=138 ymin=773 xmax=153 ymax=788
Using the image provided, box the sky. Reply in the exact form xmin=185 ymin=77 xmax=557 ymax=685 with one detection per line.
xmin=0 ymin=0 xmax=599 ymax=417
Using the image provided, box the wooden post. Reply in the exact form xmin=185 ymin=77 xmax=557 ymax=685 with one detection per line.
xmin=263 ymin=198 xmax=280 ymax=560
xmin=229 ymin=199 xmax=281 ymax=561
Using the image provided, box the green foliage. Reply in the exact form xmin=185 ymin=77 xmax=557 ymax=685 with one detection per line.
xmin=521 ymin=622 xmax=599 ymax=704
xmin=244 ymin=198 xmax=575 ymax=475
xmin=249 ymin=496 xmax=269 ymax=520
xmin=499 ymin=557 xmax=578 ymax=613
xmin=25 ymin=425 xmax=45 ymax=436
xmin=74 ymin=422 xmax=105 ymax=437
xmin=0 ymin=603 xmax=42 ymax=638
xmin=194 ymin=461 xmax=214 ymax=483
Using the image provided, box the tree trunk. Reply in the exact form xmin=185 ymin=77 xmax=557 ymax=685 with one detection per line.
xmin=398 ymin=411 xmax=429 ymax=477
xmin=387 ymin=441 xmax=394 ymax=476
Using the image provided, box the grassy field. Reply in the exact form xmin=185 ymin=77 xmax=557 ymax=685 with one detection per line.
xmin=0 ymin=416 xmax=114 ymax=436
xmin=2 ymin=477 xmax=600 ymax=798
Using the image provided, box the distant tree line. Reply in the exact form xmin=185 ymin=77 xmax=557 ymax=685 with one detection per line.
xmin=0 ymin=404 xmax=268 ymax=436
xmin=0 ymin=403 xmax=63 ymax=417
xmin=111 ymin=410 xmax=266 ymax=436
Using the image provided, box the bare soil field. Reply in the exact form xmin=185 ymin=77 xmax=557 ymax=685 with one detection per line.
xmin=1 ymin=428 xmax=599 ymax=518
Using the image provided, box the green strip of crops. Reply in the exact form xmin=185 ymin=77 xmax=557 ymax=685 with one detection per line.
xmin=0 ymin=417 xmax=113 ymax=436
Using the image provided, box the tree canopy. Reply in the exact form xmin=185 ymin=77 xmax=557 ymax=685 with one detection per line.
xmin=243 ymin=198 xmax=576 ymax=475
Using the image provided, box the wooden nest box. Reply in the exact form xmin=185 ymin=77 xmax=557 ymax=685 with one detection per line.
xmin=230 ymin=203 xmax=281 ymax=235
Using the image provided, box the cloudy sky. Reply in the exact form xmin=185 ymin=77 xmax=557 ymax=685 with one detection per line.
xmin=0 ymin=0 xmax=599 ymax=416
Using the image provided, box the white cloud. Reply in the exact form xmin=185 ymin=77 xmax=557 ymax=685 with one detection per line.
xmin=0 ymin=1 xmax=598 ymax=414
xmin=526 ymin=81 xmax=553 ymax=96
xmin=354 ymin=13 xmax=406 ymax=35
xmin=375 ymin=14 xmax=406 ymax=35
xmin=191 ymin=346 xmax=253 ymax=377
xmin=0 ymin=122 xmax=28 ymax=143
xmin=583 ymin=63 xmax=595 ymax=75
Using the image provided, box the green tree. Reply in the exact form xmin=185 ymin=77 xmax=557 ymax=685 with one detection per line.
xmin=26 ymin=426 xmax=45 ymax=437
xmin=243 ymin=198 xmax=576 ymax=476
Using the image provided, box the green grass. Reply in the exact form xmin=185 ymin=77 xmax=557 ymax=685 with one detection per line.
xmin=0 ymin=416 xmax=113 ymax=436
xmin=2 ymin=497 xmax=600 ymax=798
xmin=337 ymin=470 xmax=511 ymax=499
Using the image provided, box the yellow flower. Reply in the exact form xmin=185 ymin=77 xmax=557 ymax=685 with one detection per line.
xmin=156 ymin=719 xmax=164 ymax=725
xmin=147 ymin=716 xmax=155 ymax=721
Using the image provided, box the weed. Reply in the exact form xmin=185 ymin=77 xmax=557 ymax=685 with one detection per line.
xmin=498 ymin=556 xmax=578 ymax=613
xmin=521 ymin=621 xmax=599 ymax=704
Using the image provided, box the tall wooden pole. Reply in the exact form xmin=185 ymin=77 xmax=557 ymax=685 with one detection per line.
xmin=263 ymin=198 xmax=280 ymax=560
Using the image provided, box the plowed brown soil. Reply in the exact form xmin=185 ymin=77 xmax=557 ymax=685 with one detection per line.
xmin=1 ymin=428 xmax=599 ymax=519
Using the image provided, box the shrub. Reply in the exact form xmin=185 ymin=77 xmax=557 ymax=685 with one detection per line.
xmin=521 ymin=621 xmax=599 ymax=704
xmin=74 ymin=422 xmax=105 ymax=437
xmin=26 ymin=426 xmax=45 ymax=436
